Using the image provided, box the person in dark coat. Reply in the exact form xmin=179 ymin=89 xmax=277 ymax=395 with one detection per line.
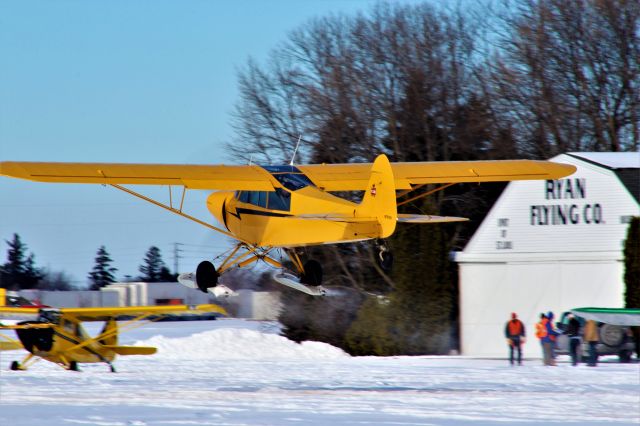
xmin=546 ymin=311 xmax=559 ymax=361
xmin=566 ymin=313 xmax=582 ymax=366
xmin=505 ymin=312 xmax=526 ymax=365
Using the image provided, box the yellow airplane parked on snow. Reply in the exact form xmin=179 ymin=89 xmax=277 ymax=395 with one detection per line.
xmin=0 ymin=154 xmax=575 ymax=296
xmin=0 ymin=303 xmax=226 ymax=371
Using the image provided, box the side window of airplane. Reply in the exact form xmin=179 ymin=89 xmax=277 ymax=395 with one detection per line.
xmin=267 ymin=188 xmax=291 ymax=211
xmin=242 ymin=191 xmax=269 ymax=208
xmin=240 ymin=190 xmax=286 ymax=210
xmin=61 ymin=319 xmax=74 ymax=335
xmin=237 ymin=191 xmax=250 ymax=203
xmin=248 ymin=191 xmax=260 ymax=206
xmin=257 ymin=191 xmax=267 ymax=208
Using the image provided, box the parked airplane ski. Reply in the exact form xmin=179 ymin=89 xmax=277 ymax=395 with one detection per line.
xmin=0 ymin=154 xmax=575 ymax=296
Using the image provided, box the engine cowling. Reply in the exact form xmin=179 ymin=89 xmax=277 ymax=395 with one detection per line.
xmin=207 ymin=191 xmax=234 ymax=230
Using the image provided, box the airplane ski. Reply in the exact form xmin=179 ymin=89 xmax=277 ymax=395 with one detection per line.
xmin=272 ymin=272 xmax=327 ymax=296
xmin=177 ymin=272 xmax=237 ymax=297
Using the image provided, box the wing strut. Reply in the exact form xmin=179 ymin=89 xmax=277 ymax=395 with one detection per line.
xmin=396 ymin=183 xmax=455 ymax=207
xmin=109 ymin=184 xmax=252 ymax=245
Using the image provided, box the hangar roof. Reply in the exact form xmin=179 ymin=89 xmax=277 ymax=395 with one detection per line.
xmin=566 ymin=152 xmax=639 ymax=203
xmin=567 ymin=152 xmax=639 ymax=170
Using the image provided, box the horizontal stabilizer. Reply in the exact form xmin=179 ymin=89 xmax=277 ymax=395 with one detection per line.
xmin=397 ymin=214 xmax=469 ymax=223
xmin=104 ymin=345 xmax=157 ymax=356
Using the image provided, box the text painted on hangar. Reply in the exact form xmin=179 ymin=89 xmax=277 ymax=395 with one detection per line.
xmin=495 ymin=177 xmax=618 ymax=250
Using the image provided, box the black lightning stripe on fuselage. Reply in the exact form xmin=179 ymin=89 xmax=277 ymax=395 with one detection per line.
xmin=230 ymin=207 xmax=293 ymax=220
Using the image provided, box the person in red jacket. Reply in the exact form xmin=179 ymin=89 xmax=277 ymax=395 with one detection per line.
xmin=505 ymin=312 xmax=526 ymax=365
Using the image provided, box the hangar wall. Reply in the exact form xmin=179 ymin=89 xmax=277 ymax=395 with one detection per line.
xmin=455 ymin=153 xmax=639 ymax=357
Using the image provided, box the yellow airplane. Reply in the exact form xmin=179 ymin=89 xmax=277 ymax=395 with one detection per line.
xmin=0 ymin=303 xmax=226 ymax=371
xmin=0 ymin=154 xmax=575 ymax=295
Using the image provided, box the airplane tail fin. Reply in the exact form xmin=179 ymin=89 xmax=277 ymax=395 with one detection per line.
xmin=355 ymin=154 xmax=397 ymax=238
xmin=99 ymin=318 xmax=118 ymax=346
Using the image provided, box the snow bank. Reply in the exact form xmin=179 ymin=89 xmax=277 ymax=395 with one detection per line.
xmin=136 ymin=327 xmax=348 ymax=360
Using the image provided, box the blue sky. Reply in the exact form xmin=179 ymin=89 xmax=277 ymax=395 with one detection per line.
xmin=0 ymin=0 xmax=424 ymax=286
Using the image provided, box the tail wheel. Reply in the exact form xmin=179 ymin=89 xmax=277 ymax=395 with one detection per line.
xmin=376 ymin=240 xmax=393 ymax=273
xmin=196 ymin=261 xmax=219 ymax=293
xmin=10 ymin=361 xmax=21 ymax=371
xmin=378 ymin=250 xmax=394 ymax=273
xmin=301 ymin=260 xmax=323 ymax=286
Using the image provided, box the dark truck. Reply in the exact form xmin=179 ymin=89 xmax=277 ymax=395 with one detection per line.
xmin=555 ymin=307 xmax=638 ymax=363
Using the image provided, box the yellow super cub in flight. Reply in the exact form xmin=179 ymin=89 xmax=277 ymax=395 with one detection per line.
xmin=0 ymin=155 xmax=575 ymax=296
xmin=0 ymin=304 xmax=226 ymax=371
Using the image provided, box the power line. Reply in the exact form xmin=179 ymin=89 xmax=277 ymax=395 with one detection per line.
xmin=173 ymin=242 xmax=183 ymax=274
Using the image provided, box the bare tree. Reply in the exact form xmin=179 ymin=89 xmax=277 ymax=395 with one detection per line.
xmin=485 ymin=0 xmax=640 ymax=156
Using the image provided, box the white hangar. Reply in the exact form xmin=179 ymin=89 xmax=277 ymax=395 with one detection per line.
xmin=454 ymin=152 xmax=640 ymax=357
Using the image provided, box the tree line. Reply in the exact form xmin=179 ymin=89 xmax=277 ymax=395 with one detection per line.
xmin=230 ymin=0 xmax=639 ymax=355
xmin=0 ymin=233 xmax=176 ymax=291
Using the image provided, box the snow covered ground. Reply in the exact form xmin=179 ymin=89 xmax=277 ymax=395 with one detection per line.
xmin=0 ymin=319 xmax=638 ymax=426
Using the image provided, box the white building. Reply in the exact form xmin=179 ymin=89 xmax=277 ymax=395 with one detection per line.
xmin=455 ymin=152 xmax=639 ymax=357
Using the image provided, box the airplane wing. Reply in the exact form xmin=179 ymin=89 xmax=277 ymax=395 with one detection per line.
xmin=299 ymin=159 xmax=576 ymax=190
xmin=1 ymin=159 xmax=575 ymax=192
xmin=0 ymin=305 xmax=226 ymax=322
xmin=57 ymin=304 xmax=227 ymax=321
xmin=0 ymin=162 xmax=275 ymax=190
xmin=0 ymin=307 xmax=40 ymax=321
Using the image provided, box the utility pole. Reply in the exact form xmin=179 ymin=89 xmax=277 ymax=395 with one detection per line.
xmin=173 ymin=242 xmax=183 ymax=274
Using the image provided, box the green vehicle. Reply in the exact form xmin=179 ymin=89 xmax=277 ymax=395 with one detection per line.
xmin=555 ymin=308 xmax=639 ymax=363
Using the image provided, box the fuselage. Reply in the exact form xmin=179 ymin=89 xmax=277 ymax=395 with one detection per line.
xmin=206 ymin=165 xmax=381 ymax=247
xmin=16 ymin=317 xmax=117 ymax=365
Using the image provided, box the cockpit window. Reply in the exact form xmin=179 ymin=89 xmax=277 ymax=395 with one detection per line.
xmin=267 ymin=188 xmax=291 ymax=211
xmin=236 ymin=189 xmax=291 ymax=211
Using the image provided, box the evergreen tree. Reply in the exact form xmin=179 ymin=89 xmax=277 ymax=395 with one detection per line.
xmin=624 ymin=217 xmax=640 ymax=308
xmin=38 ymin=269 xmax=74 ymax=291
xmin=345 ymin=297 xmax=396 ymax=356
xmin=1 ymin=233 xmax=43 ymax=290
xmin=346 ymin=200 xmax=456 ymax=356
xmin=88 ymin=246 xmax=117 ymax=290
xmin=388 ymin=218 xmax=454 ymax=355
xmin=624 ymin=217 xmax=640 ymax=359
xmin=138 ymin=246 xmax=175 ymax=282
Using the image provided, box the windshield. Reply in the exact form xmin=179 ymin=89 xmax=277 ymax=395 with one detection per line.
xmin=260 ymin=165 xmax=315 ymax=191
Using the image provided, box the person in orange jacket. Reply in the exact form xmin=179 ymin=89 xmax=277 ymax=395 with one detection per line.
xmin=539 ymin=311 xmax=559 ymax=365
xmin=505 ymin=312 xmax=526 ymax=365
xmin=535 ymin=313 xmax=553 ymax=365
